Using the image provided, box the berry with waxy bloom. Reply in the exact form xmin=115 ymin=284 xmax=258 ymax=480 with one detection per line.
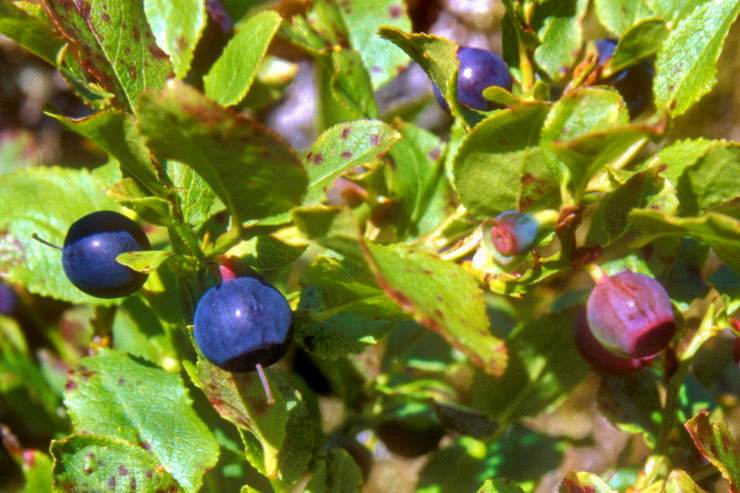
xmin=488 ymin=210 xmax=539 ymax=257
xmin=587 ymin=271 xmax=675 ymax=359
xmin=193 ymin=276 xmax=293 ymax=373
xmin=575 ymin=310 xmax=645 ymax=375
xmin=433 ymin=46 xmax=512 ymax=112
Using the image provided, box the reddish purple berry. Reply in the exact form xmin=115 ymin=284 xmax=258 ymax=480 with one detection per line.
xmin=489 ymin=211 xmax=538 ymax=257
xmin=587 ymin=271 xmax=675 ymax=358
xmin=575 ymin=311 xmax=644 ymax=375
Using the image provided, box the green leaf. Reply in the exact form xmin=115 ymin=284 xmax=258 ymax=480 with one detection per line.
xmin=144 ymin=0 xmax=206 ymax=79
xmin=51 ymin=433 xmax=180 ymax=492
xmin=165 ymin=160 xmax=220 ymax=228
xmin=63 ymin=350 xmax=219 ymax=492
xmin=629 ymin=209 xmax=740 ymax=271
xmin=43 ymin=0 xmax=173 ymax=112
xmin=19 ymin=449 xmax=54 ymax=493
xmin=329 ymin=47 xmax=379 ymax=119
xmin=362 ymin=242 xmax=507 ymax=376
xmin=293 ymin=205 xmax=364 ymax=262
xmin=0 ymin=1 xmax=64 ymax=65
xmin=227 ymin=235 xmax=307 ymax=272
xmin=204 ymin=10 xmax=282 ymax=106
xmin=587 ymin=167 xmax=664 ymax=246
xmin=0 ymin=317 xmax=68 ymax=435
xmin=550 ymin=126 xmax=654 ymax=199
xmin=107 ymin=178 xmax=175 ymax=227
xmin=378 ymin=27 xmax=467 ymax=123
xmin=471 ymin=310 xmax=588 ymax=422
xmin=137 ymin=81 xmax=307 ymax=223
xmin=608 ymin=19 xmax=670 ymax=73
xmin=335 ymin=0 xmax=411 ymax=89
xmin=665 ymin=469 xmax=708 ymax=493
xmin=677 ymin=143 xmax=740 ymax=216
xmin=558 ymin=471 xmax=617 ymax=492
xmin=454 ymin=102 xmax=560 ymax=216
xmin=646 ymin=0 xmax=708 ymax=25
xmin=477 ymin=478 xmax=525 ymax=493
xmin=654 ymin=0 xmax=740 ymax=116
xmin=418 ymin=428 xmax=562 ymax=492
xmin=50 ymin=110 xmax=168 ymax=196
xmin=596 ymin=373 xmax=662 ymax=447
xmin=0 ymin=167 xmax=121 ymax=305
xmin=296 ymin=256 xmax=406 ymax=359
xmin=594 ymin=0 xmax=655 ymax=35
xmin=303 ymin=119 xmax=399 ymax=205
xmin=305 ymin=449 xmax=363 ymax=493
xmin=117 ymin=250 xmax=196 ymax=274
xmin=185 ymin=359 xmax=317 ymax=484
xmin=386 ymin=120 xmax=448 ymax=240
xmin=541 ymin=87 xmax=629 ymax=143
xmin=533 ymin=0 xmax=589 ymax=81
xmin=649 ymin=138 xmax=713 ymax=185
xmin=684 ymin=411 xmax=740 ymax=490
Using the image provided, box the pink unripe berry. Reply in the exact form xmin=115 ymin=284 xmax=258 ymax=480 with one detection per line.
xmin=587 ymin=271 xmax=675 ymax=359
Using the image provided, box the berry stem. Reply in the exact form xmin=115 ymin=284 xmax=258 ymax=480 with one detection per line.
xmin=255 ymin=363 xmax=275 ymax=405
xmin=439 ymin=228 xmax=482 ymax=261
xmin=31 ymin=233 xmax=63 ymax=250
xmin=585 ymin=264 xmax=608 ymax=284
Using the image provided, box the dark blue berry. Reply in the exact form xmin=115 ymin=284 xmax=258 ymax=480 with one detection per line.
xmin=434 ymin=46 xmax=512 ymax=112
xmin=575 ymin=310 xmax=645 ymax=375
xmin=587 ymin=271 xmax=675 ymax=358
xmin=62 ymin=211 xmax=151 ymax=298
xmin=595 ymin=38 xmax=653 ymax=117
xmin=0 ymin=282 xmax=16 ymax=315
xmin=457 ymin=47 xmax=512 ymax=110
xmin=489 ymin=210 xmax=539 ymax=257
xmin=193 ymin=277 xmax=293 ymax=372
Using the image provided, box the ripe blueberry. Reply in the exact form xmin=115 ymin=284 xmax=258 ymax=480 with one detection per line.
xmin=193 ymin=277 xmax=293 ymax=372
xmin=575 ymin=310 xmax=644 ymax=375
xmin=587 ymin=271 xmax=675 ymax=358
xmin=434 ymin=46 xmax=512 ymax=111
xmin=62 ymin=211 xmax=151 ymax=298
xmin=488 ymin=210 xmax=539 ymax=257
xmin=0 ymin=282 xmax=16 ymax=315
xmin=595 ymin=38 xmax=653 ymax=117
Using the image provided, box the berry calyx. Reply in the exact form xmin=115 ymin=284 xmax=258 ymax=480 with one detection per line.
xmin=488 ymin=210 xmax=539 ymax=257
xmin=193 ymin=277 xmax=293 ymax=373
xmin=586 ymin=271 xmax=675 ymax=358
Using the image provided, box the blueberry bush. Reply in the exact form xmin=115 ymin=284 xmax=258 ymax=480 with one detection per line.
xmin=0 ymin=0 xmax=739 ymax=491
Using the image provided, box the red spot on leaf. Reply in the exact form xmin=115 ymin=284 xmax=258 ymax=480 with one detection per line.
xmin=370 ymin=134 xmax=380 ymax=146
xmin=341 ymin=151 xmax=352 ymax=159
xmin=148 ymin=44 xmax=168 ymax=60
xmin=341 ymin=127 xmax=352 ymax=139
xmin=313 ymin=153 xmax=324 ymax=165
xmin=389 ymin=5 xmax=402 ymax=18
